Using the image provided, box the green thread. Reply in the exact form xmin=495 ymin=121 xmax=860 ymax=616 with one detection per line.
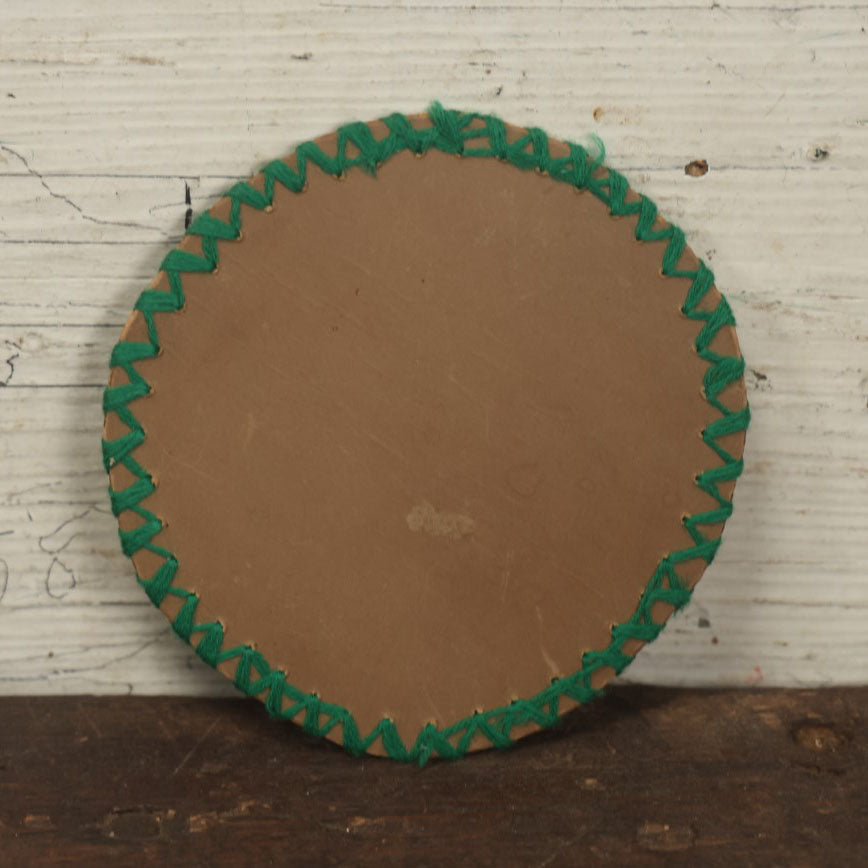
xmin=102 ymin=102 xmax=750 ymax=765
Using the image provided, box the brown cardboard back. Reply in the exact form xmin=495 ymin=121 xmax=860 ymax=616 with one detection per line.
xmin=105 ymin=116 xmax=747 ymax=755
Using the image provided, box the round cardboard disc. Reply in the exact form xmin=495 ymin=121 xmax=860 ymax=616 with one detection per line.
xmin=103 ymin=105 xmax=749 ymax=762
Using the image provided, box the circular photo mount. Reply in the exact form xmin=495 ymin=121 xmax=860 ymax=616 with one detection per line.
xmin=103 ymin=105 xmax=749 ymax=763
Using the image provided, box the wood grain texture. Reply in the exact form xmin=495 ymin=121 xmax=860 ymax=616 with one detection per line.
xmin=1 ymin=688 xmax=866 ymax=866
xmin=1 ymin=0 xmax=867 ymax=698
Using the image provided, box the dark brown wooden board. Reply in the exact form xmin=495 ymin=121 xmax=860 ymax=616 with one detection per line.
xmin=1 ymin=688 xmax=865 ymax=866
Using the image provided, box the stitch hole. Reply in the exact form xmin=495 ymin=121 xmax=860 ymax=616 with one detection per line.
xmin=264 ymin=204 xmax=274 ymax=213
xmin=335 ymin=172 xmax=347 ymax=182
xmin=211 ymin=265 xmax=219 ymax=275
xmin=235 ymin=230 xmax=244 ymax=241
xmin=414 ymin=150 xmax=425 ymax=159
xmin=681 ymin=513 xmax=690 ymax=526
xmin=658 ymin=268 xmax=666 ymax=279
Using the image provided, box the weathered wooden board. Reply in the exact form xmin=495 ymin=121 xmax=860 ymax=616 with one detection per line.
xmin=0 ymin=0 xmax=866 ymax=697
xmin=1 ymin=688 xmax=865 ymax=866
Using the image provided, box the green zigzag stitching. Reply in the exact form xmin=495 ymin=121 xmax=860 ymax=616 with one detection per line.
xmin=102 ymin=102 xmax=750 ymax=765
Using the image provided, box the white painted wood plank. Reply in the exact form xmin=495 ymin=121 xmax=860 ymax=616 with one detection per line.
xmin=3 ymin=4 xmax=867 ymax=175
xmin=0 ymin=0 xmax=866 ymax=698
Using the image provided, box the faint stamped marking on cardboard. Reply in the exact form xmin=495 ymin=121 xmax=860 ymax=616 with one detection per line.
xmin=406 ymin=501 xmax=475 ymax=541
